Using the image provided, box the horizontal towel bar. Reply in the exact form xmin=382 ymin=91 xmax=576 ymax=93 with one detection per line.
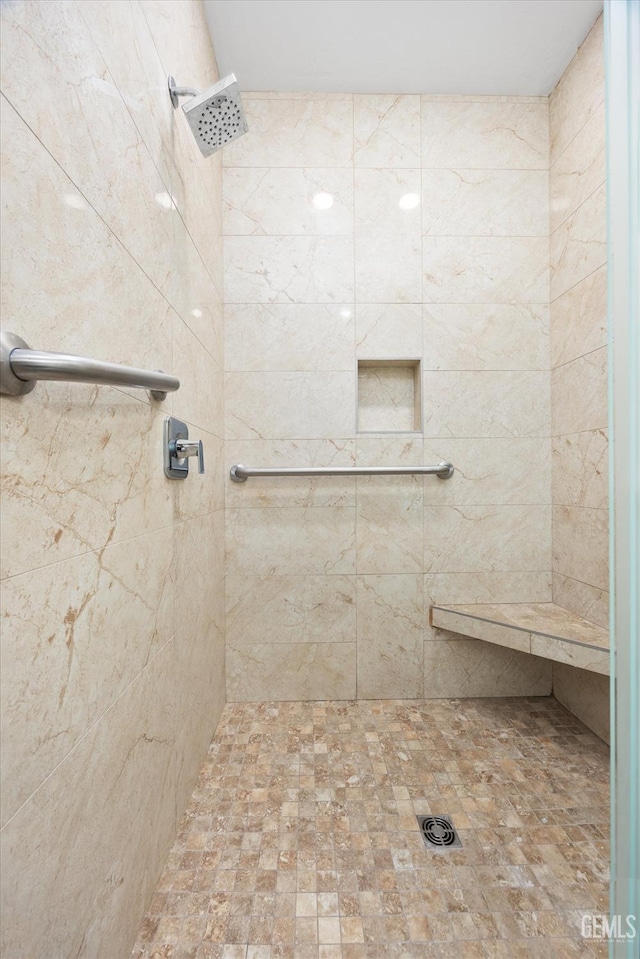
xmin=0 ymin=331 xmax=179 ymax=401
xmin=230 ymin=461 xmax=454 ymax=483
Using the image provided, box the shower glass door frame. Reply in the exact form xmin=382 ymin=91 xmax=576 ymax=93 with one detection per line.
xmin=606 ymin=1 xmax=640 ymax=956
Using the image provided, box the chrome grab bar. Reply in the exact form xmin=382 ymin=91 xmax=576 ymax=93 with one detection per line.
xmin=0 ymin=331 xmax=179 ymax=401
xmin=230 ymin=462 xmax=454 ymax=483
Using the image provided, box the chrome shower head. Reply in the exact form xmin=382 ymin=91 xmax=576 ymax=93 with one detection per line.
xmin=168 ymin=74 xmax=248 ymax=157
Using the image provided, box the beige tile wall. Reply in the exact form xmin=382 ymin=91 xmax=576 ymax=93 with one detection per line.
xmin=0 ymin=2 xmax=225 ymax=956
xmin=548 ymin=14 xmax=609 ymax=739
xmin=224 ymin=91 xmax=553 ymax=701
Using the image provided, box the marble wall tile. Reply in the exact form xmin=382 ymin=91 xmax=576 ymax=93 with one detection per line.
xmin=424 ymin=505 xmax=551 ymax=573
xmin=226 ymin=574 xmax=356 ymax=646
xmin=224 ymin=236 xmax=354 ymax=303
xmin=355 ymin=235 xmax=423 ymax=303
xmin=430 ymin=608 xmax=532 ymax=654
xmin=0 ymin=0 xmax=174 ymax=295
xmin=227 ymin=642 xmax=357 ymax=701
xmin=0 ymin=525 xmax=174 ymax=826
xmin=225 ymin=304 xmax=355 ymax=372
xmin=552 ymin=506 xmax=609 ymax=592
xmin=550 ymin=103 xmax=605 ymax=233
xmin=550 ymin=265 xmax=607 ymax=369
xmin=551 ymin=348 xmax=607 ymax=436
xmin=222 ymin=97 xmax=354 ymax=167
xmin=356 ymin=479 xmax=424 ymax=574
xmin=422 ymin=236 xmax=548 ymax=304
xmin=549 ymin=14 xmax=604 ymax=166
xmin=354 ymin=169 xmax=422 ymax=303
xmin=425 ymin=571 xmax=552 ymax=609
xmin=423 ymin=371 xmax=549 ymax=438
xmin=224 ymin=372 xmax=356 ymax=439
xmin=550 ymin=183 xmax=606 ymax=301
xmin=173 ymin=318 xmax=223 ymax=436
xmin=354 ymin=94 xmax=421 ymax=167
xmin=356 ymin=304 xmax=423 ymax=358
xmin=552 ymin=573 xmax=609 ymax=630
xmin=423 ymin=438 xmax=551 ymax=506
xmin=422 ymin=169 xmax=548 ymax=237
xmin=0 ymin=98 xmax=174 ymax=386
xmin=0 ymin=387 xmax=172 ymax=580
xmin=139 ymin=0 xmax=220 ymax=93
xmin=226 ymin=439 xmax=356 ymax=509
xmin=357 ymin=365 xmax=420 ymax=432
xmin=169 ymin=221 xmax=224 ymax=356
xmin=355 ymin=435 xmax=424 ymax=467
xmin=552 ymin=430 xmax=608 ymax=510
xmin=173 ymin=431 xmax=225 ymax=521
xmin=531 ymin=635 xmax=609 ymax=676
xmin=223 ymin=168 xmax=354 ymax=235
xmin=357 ymin=575 xmax=424 ymax=699
xmin=423 ymin=640 xmax=552 ymax=698
xmin=225 ymin=507 xmax=356 ymax=576
xmin=421 ymin=98 xmax=548 ymax=169
xmin=553 ymin=662 xmax=610 ymax=743
xmin=423 ymin=304 xmax=549 ymax=370
xmin=0 ymin=642 xmax=175 ymax=959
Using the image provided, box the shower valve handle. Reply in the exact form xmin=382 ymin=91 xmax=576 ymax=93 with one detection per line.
xmin=170 ymin=438 xmax=205 ymax=474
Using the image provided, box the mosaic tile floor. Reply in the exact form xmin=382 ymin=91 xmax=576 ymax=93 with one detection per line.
xmin=131 ymin=697 xmax=610 ymax=959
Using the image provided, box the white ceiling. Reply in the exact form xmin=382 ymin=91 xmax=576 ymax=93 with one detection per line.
xmin=204 ymin=0 xmax=603 ymax=96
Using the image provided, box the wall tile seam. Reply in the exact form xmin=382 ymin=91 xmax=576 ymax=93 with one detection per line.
xmin=0 ymin=631 xmax=177 ymax=834
xmin=74 ymin=3 xmax=224 ymax=300
xmin=549 ymin=262 xmax=607 ymax=306
xmin=549 ymin=180 xmax=607 ymax=238
xmin=223 ymin=232 xmax=551 ymax=239
xmin=223 ymin=165 xmax=551 ymax=173
xmin=551 ymin=425 xmax=608 ymax=440
xmin=549 ymin=92 xmax=606 ymax=166
xmin=173 ymin=314 xmax=225 ymax=375
xmin=550 ymin=342 xmax=609 ymax=373
xmin=1 ymin=91 xmax=222 ymax=368
xmin=551 ymin=571 xmax=610 ymax=592
xmin=239 ymin=94 xmax=547 ymax=103
xmin=0 ymin=507 xmax=224 ymax=585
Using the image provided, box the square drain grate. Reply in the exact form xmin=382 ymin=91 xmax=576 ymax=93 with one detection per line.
xmin=417 ymin=815 xmax=462 ymax=851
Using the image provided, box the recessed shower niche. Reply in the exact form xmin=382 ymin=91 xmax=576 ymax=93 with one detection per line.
xmin=357 ymin=359 xmax=422 ymax=433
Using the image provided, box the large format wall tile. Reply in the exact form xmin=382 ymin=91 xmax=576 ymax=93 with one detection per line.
xmin=421 ymin=98 xmax=548 ymax=169
xmin=424 ymin=505 xmax=551 ymax=573
xmin=222 ymin=97 xmax=354 ymax=167
xmin=550 ymin=183 xmax=606 ymax=301
xmin=225 ymin=304 xmax=355 ymax=372
xmin=423 ymin=304 xmax=549 ymax=371
xmin=549 ymin=14 xmax=604 ymax=165
xmin=425 ymin=571 xmax=552 ymax=608
xmin=223 ymin=167 xmax=354 ymax=236
xmin=422 ymin=236 xmax=548 ymax=303
xmin=1 ymin=2 xmax=226 ymax=953
xmin=225 ymin=235 xmax=354 ymax=303
xmin=551 ymin=348 xmax=607 ymax=437
xmin=423 ymin=639 xmax=552 ymax=698
xmin=550 ymin=265 xmax=607 ymax=368
xmin=357 ymin=575 xmax=424 ymax=699
xmin=550 ymin=103 xmax=605 ymax=233
xmin=553 ymin=506 xmax=609 ymax=593
xmin=422 ymin=169 xmax=548 ymax=237
xmin=553 ymin=573 xmax=609 ymax=630
xmin=227 ymin=643 xmax=357 ymax=701
xmin=226 ymin=507 xmax=356 ymax=576
xmin=226 ymin=574 xmax=356 ymax=646
xmin=0 ymin=642 xmax=176 ymax=959
xmin=552 ymin=430 xmax=608 ymax=510
xmin=356 ymin=478 xmax=424 ymax=574
xmin=356 ymin=304 xmax=423 ymax=358
xmin=225 ymin=372 xmax=356 ymax=440
xmin=0 ymin=526 xmax=174 ymax=827
xmin=354 ymin=94 xmax=421 ymax=167
xmin=423 ymin=371 xmax=549 ymax=438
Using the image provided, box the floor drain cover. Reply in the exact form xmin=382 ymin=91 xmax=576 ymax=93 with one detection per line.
xmin=417 ymin=815 xmax=462 ymax=850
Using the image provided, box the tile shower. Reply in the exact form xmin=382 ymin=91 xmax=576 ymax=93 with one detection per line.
xmin=0 ymin=3 xmax=609 ymax=958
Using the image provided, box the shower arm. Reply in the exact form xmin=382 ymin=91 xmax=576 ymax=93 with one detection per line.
xmin=168 ymin=76 xmax=200 ymax=107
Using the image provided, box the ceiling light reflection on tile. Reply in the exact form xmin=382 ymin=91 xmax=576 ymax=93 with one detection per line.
xmin=399 ymin=193 xmax=420 ymax=210
xmin=154 ymin=191 xmax=177 ymax=211
xmin=191 ymin=308 xmax=203 ymax=318
xmin=339 ymin=308 xmax=352 ymax=319
xmin=63 ymin=193 xmax=87 ymax=210
xmin=311 ymin=192 xmax=334 ymax=211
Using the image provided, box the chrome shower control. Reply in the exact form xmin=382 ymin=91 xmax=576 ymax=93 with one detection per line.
xmin=170 ymin=438 xmax=204 ymax=473
xmin=164 ymin=416 xmax=204 ymax=479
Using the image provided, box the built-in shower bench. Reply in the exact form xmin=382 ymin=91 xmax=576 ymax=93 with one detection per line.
xmin=430 ymin=602 xmax=610 ymax=675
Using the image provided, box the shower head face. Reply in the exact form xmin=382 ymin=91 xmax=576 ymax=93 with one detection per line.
xmin=182 ymin=73 xmax=248 ymax=157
